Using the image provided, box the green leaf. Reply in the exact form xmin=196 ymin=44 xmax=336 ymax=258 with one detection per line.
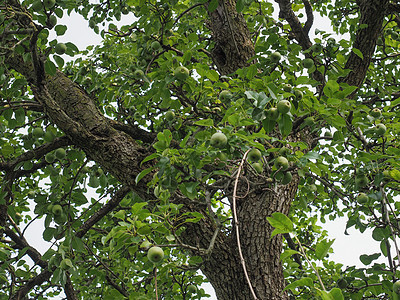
xmin=372 ymin=227 xmax=389 ymax=241
xmin=359 ymin=253 xmax=380 ymax=265
xmin=208 ymin=0 xmax=219 ymax=12
xmin=141 ymin=153 xmax=158 ymax=165
xmin=236 ymin=0 xmax=244 ymax=12
xmin=278 ymin=114 xmax=293 ymax=137
xmin=315 ymin=239 xmax=335 ymax=260
xmin=194 ymin=119 xmax=214 ymax=127
xmin=44 ymin=60 xmax=57 ymax=76
xmin=135 ymin=167 xmax=153 ymax=184
xmin=1 ymin=145 xmax=14 ymax=157
xmin=284 ymin=277 xmax=313 ymax=291
xmin=15 ymin=108 xmax=25 ymax=125
xmin=280 ymin=249 xmax=299 ymax=260
xmin=266 ymin=212 xmax=293 ymax=237
xmin=53 ymin=55 xmax=64 ymax=68
xmin=43 ymin=227 xmax=56 ymax=241
xmin=352 ymin=48 xmax=364 ymax=60
xmin=205 ymin=70 xmax=219 ymax=81
xmin=55 ymin=25 xmax=67 ymax=36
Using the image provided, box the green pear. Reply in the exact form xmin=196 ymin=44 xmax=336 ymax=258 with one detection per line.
xmin=270 ymin=52 xmax=281 ymax=63
xmin=210 ymin=132 xmax=227 ymax=148
xmin=252 ymin=162 xmax=263 ymax=174
xmin=55 ymin=43 xmax=67 ymax=55
xmin=219 ymin=90 xmax=233 ymax=101
xmin=277 ymin=100 xmax=291 ymax=114
xmin=356 ymin=193 xmax=368 ymax=204
xmin=174 ymin=66 xmax=189 ymax=81
xmin=302 ymin=58 xmax=314 ymax=69
xmin=147 ymin=246 xmax=164 ymax=263
xmin=274 ymin=156 xmax=289 ymax=170
xmin=165 ymin=111 xmax=175 ymax=122
xmin=248 ymin=148 xmax=262 ymax=162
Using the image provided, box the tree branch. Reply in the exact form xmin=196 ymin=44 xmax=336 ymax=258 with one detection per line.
xmin=342 ymin=0 xmax=390 ymax=88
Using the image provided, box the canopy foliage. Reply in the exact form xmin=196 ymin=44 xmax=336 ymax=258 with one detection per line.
xmin=1 ymin=0 xmax=400 ymax=299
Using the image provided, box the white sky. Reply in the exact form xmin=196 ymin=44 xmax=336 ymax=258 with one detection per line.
xmin=20 ymin=4 xmax=390 ymax=300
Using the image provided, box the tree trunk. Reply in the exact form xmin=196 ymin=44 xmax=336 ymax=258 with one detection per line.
xmin=206 ymin=0 xmax=255 ymax=75
xmin=180 ymin=174 xmax=298 ymax=299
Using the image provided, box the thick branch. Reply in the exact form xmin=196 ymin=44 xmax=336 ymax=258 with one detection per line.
xmin=4 ymin=227 xmax=48 ymax=269
xmin=76 ymin=186 xmax=130 ymax=238
xmin=343 ymin=0 xmax=390 ymax=87
xmin=274 ymin=0 xmax=312 ymax=49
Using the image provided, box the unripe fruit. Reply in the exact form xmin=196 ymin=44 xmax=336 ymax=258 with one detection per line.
xmin=60 ymin=258 xmax=72 ymax=270
xmin=151 ymin=41 xmax=161 ymax=50
xmin=52 ymin=204 xmax=63 ymax=216
xmin=43 ymin=130 xmax=55 ymax=142
xmin=252 ymin=162 xmax=263 ymax=174
xmin=47 ymin=204 xmax=54 ymax=213
xmin=45 ymin=153 xmax=56 ymax=163
xmin=324 ymin=131 xmax=332 ymax=137
xmin=32 ymin=127 xmax=44 ymax=138
xmin=370 ymin=108 xmax=382 ymax=118
xmin=278 ymin=146 xmax=291 ymax=157
xmin=95 ymin=168 xmax=104 ymax=177
xmin=187 ymin=284 xmax=197 ymax=294
xmin=54 ymin=212 xmax=67 ymax=224
xmin=277 ymin=100 xmax=291 ymax=114
xmin=55 ymin=43 xmax=67 ymax=55
xmin=266 ymin=107 xmax=279 ymax=120
xmin=174 ymin=66 xmax=189 ymax=81
xmin=147 ymin=246 xmax=164 ymax=263
xmin=302 ymin=58 xmax=314 ymax=69
xmin=248 ymin=148 xmax=262 ymax=162
xmin=210 ymin=132 xmax=227 ymax=148
xmin=165 ymin=111 xmax=175 ymax=122
xmin=55 ymin=148 xmax=66 ymax=160
xmin=357 ymin=193 xmax=368 ymax=204
xmin=374 ymin=123 xmax=386 ymax=136
xmin=304 ymin=116 xmax=315 ymax=126
xmin=294 ymin=90 xmax=303 ymax=100
xmin=270 ymin=52 xmax=281 ymax=63
xmin=274 ymin=156 xmax=289 ymax=170
xmin=133 ymin=69 xmax=144 ymax=79
xmin=219 ymin=90 xmax=233 ymax=101
xmin=394 ymin=281 xmax=400 ymax=294
xmin=281 ymin=172 xmax=292 ymax=185
xmin=311 ymin=43 xmax=322 ymax=53
xmin=283 ymin=84 xmax=292 ymax=92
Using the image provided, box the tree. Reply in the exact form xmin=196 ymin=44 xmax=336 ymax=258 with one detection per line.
xmin=0 ymin=0 xmax=400 ymax=299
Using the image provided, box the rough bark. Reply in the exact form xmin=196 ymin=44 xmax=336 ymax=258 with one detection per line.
xmin=180 ymin=173 xmax=298 ymax=300
xmin=343 ymin=0 xmax=389 ymax=87
xmin=206 ymin=0 xmax=255 ymax=75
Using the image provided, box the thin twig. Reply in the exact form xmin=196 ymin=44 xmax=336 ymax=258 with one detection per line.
xmin=154 ymin=267 xmax=158 ymax=300
xmin=381 ymin=185 xmax=400 ymax=267
xmin=232 ymin=149 xmax=258 ymax=300
xmin=294 ymin=235 xmax=326 ymax=291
